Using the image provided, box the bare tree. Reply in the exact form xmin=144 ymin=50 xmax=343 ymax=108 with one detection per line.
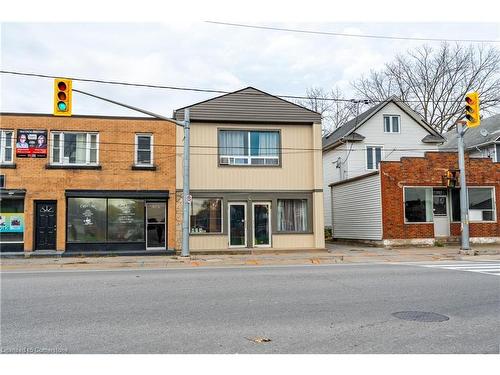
xmin=352 ymin=43 xmax=500 ymax=133
xmin=297 ymin=87 xmax=357 ymax=136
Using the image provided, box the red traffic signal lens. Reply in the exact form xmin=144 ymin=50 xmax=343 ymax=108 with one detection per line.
xmin=58 ymin=92 xmax=67 ymax=100
xmin=465 ymin=96 xmax=474 ymax=104
xmin=57 ymin=81 xmax=67 ymax=91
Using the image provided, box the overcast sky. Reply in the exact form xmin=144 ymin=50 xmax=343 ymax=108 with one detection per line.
xmin=1 ymin=22 xmax=499 ymax=117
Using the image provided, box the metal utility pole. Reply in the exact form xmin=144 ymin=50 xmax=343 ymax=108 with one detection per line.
xmin=72 ymin=88 xmax=192 ymax=256
xmin=456 ymin=120 xmax=470 ymax=252
xmin=181 ymin=109 xmax=190 ymax=257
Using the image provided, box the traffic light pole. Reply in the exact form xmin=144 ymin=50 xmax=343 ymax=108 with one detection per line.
xmin=72 ymin=88 xmax=191 ymax=257
xmin=456 ymin=120 xmax=471 ymax=252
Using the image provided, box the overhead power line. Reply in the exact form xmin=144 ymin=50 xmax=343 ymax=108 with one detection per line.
xmin=205 ymin=21 xmax=500 ymax=44
xmin=0 ymin=70 xmax=479 ymax=104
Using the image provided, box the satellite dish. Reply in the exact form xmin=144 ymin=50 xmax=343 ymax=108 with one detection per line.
xmin=479 ymin=128 xmax=489 ymax=137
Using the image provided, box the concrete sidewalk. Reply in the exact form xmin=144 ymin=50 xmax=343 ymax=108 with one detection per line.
xmin=1 ymin=243 xmax=499 ymax=271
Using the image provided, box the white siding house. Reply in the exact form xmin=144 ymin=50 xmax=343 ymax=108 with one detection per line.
xmin=322 ymin=97 xmax=445 ymax=229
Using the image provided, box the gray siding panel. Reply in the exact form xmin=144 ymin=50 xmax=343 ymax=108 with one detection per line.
xmin=174 ymin=87 xmax=321 ymax=123
xmin=332 ymin=173 xmax=382 ymax=240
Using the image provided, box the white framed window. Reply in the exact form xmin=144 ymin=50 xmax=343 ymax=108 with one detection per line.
xmin=50 ymin=132 xmax=99 ymax=165
xmin=383 ymin=115 xmax=400 ymax=133
xmin=366 ymin=145 xmax=383 ymax=170
xmin=451 ymin=187 xmax=496 ymax=222
xmin=135 ymin=133 xmax=153 ymax=166
xmin=218 ymin=130 xmax=280 ymax=166
xmin=0 ymin=129 xmax=14 ymax=164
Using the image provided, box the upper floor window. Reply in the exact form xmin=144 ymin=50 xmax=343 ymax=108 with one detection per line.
xmin=366 ymin=146 xmax=383 ymax=170
xmin=135 ymin=134 xmax=153 ymax=166
xmin=384 ymin=115 xmax=400 ymax=133
xmin=51 ymin=132 xmax=99 ymax=165
xmin=218 ymin=130 xmax=280 ymax=166
xmin=496 ymin=143 xmax=499 ymax=162
xmin=0 ymin=130 xmax=14 ymax=164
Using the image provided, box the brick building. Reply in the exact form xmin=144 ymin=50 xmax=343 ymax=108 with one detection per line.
xmin=330 ymin=152 xmax=499 ymax=246
xmin=0 ymin=113 xmax=176 ymax=254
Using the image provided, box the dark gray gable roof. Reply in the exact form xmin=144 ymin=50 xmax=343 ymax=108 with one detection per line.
xmin=440 ymin=113 xmax=500 ymax=150
xmin=322 ymin=96 xmax=444 ymax=150
xmin=173 ymin=87 xmax=322 ymax=123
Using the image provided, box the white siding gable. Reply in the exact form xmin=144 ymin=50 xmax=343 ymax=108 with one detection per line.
xmin=322 ymin=101 xmax=440 ymax=227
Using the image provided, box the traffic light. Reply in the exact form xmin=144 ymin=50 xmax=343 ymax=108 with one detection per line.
xmin=465 ymin=92 xmax=480 ymax=127
xmin=53 ymin=78 xmax=72 ymax=116
xmin=444 ymin=170 xmax=458 ymax=188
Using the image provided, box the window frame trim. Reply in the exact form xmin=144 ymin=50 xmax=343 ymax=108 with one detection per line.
xmin=217 ymin=128 xmax=282 ymax=168
xmin=383 ymin=114 xmax=401 ymax=134
xmin=365 ymin=145 xmax=384 ymax=171
xmin=134 ymin=133 xmax=154 ymax=167
xmin=0 ymin=129 xmax=15 ymax=164
xmin=50 ymin=131 xmax=100 ymax=166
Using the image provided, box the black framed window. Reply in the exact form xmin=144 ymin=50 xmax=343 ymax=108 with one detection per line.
xmin=67 ymin=198 xmax=107 ymax=242
xmin=107 ymin=199 xmax=145 ymax=242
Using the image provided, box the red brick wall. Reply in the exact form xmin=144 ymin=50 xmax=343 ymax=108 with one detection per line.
xmin=380 ymin=152 xmax=500 ymax=240
xmin=1 ymin=114 xmax=177 ymax=251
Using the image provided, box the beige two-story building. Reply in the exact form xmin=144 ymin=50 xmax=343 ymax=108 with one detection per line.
xmin=174 ymin=87 xmax=325 ymax=252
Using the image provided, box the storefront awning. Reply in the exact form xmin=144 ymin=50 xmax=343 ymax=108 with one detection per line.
xmin=0 ymin=189 xmax=26 ymax=199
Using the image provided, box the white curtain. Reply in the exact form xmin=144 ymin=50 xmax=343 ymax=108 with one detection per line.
xmin=219 ymin=131 xmax=246 ymax=156
xmin=255 ymin=132 xmax=279 ymax=156
xmin=278 ymin=199 xmax=307 ymax=231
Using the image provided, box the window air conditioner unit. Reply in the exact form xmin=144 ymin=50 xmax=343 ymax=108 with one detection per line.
xmin=220 ymin=157 xmax=229 ymax=165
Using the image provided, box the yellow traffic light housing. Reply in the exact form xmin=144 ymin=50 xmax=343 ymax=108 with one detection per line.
xmin=53 ymin=78 xmax=72 ymax=116
xmin=465 ymin=92 xmax=480 ymax=128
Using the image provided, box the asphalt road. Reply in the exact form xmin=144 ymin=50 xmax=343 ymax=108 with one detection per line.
xmin=1 ymin=262 xmax=499 ymax=354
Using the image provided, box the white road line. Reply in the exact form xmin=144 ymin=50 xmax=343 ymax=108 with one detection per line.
xmin=413 ymin=262 xmax=500 ymax=276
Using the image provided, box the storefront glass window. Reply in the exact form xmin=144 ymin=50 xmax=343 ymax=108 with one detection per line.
xmin=67 ymin=198 xmax=107 ymax=242
xmin=404 ymin=187 xmax=433 ymax=223
xmin=190 ymin=198 xmax=222 ymax=233
xmin=107 ymin=199 xmax=145 ymax=242
xmin=0 ymin=198 xmax=24 ymax=242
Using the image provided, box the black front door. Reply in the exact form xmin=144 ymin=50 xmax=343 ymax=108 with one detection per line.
xmin=35 ymin=201 xmax=57 ymax=250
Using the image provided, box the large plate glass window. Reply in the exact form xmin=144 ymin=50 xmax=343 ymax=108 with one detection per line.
xmin=404 ymin=187 xmax=433 ymax=223
xmin=366 ymin=146 xmax=382 ymax=170
xmin=451 ymin=187 xmax=496 ymax=222
xmin=51 ymin=132 xmax=99 ymax=165
xmin=0 ymin=198 xmax=24 ymax=243
xmin=219 ymin=130 xmax=279 ymax=166
xmin=67 ymin=198 xmax=107 ymax=242
xmin=135 ymin=134 xmax=153 ymax=166
xmin=107 ymin=199 xmax=145 ymax=242
xmin=190 ymin=198 xmax=222 ymax=233
xmin=0 ymin=130 xmax=14 ymax=164
xmin=277 ymin=199 xmax=308 ymax=232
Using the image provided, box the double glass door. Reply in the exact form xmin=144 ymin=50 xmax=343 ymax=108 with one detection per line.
xmin=146 ymin=202 xmax=166 ymax=249
xmin=228 ymin=202 xmax=271 ymax=248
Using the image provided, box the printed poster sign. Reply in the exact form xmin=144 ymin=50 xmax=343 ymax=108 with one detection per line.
xmin=16 ymin=129 xmax=48 ymax=158
xmin=0 ymin=213 xmax=25 ymax=233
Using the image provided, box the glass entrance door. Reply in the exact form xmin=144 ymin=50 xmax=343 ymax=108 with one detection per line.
xmin=433 ymin=189 xmax=450 ymax=237
xmin=146 ymin=202 xmax=166 ymax=249
xmin=229 ymin=203 xmax=246 ymax=247
xmin=253 ymin=202 xmax=271 ymax=247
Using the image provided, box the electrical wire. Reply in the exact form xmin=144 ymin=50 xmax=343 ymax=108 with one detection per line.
xmin=205 ymin=21 xmax=500 ymax=44
xmin=1 ymin=70 xmax=491 ymax=104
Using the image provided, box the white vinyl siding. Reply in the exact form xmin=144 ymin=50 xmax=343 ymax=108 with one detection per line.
xmin=332 ymin=173 xmax=382 ymax=240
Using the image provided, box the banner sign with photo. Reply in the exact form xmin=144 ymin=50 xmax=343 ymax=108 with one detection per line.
xmin=16 ymin=129 xmax=48 ymax=158
xmin=0 ymin=213 xmax=25 ymax=233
